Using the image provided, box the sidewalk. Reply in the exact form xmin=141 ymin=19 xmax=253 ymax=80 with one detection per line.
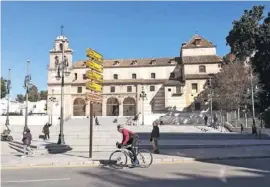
xmin=1 ymin=145 xmax=270 ymax=169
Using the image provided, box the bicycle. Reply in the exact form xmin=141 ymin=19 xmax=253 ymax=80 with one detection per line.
xmin=109 ymin=137 xmax=153 ymax=169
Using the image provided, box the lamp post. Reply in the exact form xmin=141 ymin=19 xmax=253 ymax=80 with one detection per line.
xmin=247 ymin=85 xmax=258 ymax=134
xmin=24 ymin=60 xmax=32 ymax=129
xmin=139 ymin=86 xmax=147 ymax=126
xmin=5 ymin=69 xmax=11 ymax=130
xmin=49 ymin=89 xmax=57 ymax=125
xmin=55 ymin=38 xmax=71 ymax=145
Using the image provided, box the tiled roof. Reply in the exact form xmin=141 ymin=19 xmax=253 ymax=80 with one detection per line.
xmin=164 ymin=80 xmax=185 ymax=86
xmin=182 ymin=34 xmax=215 ymax=48
xmin=182 ymin=55 xmax=222 ymax=64
xmin=72 ymin=57 xmax=178 ymax=68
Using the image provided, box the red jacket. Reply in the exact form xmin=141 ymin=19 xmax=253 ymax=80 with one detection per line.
xmin=121 ymin=128 xmax=136 ymax=145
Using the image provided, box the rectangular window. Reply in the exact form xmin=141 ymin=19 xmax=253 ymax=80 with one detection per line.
xmin=127 ymin=86 xmax=132 ymax=92
xmin=150 ymin=85 xmax=155 ymax=92
xmin=132 ymin=73 xmax=136 ymax=79
xmin=74 ymin=73 xmax=78 ymax=80
xmin=77 ymin=87 xmax=82 ymax=93
xmin=192 ymin=83 xmax=198 ymax=93
xmin=110 ymin=86 xmax=115 ymax=93
xmin=113 ymin=74 xmax=118 ymax=80
xmin=151 ymin=73 xmax=156 ymax=79
xmin=168 ymin=88 xmax=171 ymax=92
xmin=83 ymin=74 xmax=87 ymax=80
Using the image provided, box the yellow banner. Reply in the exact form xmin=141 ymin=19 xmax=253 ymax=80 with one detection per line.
xmin=86 ymin=70 xmax=103 ymax=83
xmin=85 ymin=81 xmax=102 ymax=92
xmin=85 ymin=60 xmax=103 ymax=73
xmin=86 ymin=48 xmax=103 ymax=62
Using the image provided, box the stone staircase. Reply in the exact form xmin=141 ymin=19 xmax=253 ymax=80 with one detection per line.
xmin=3 ymin=118 xmax=270 ymax=155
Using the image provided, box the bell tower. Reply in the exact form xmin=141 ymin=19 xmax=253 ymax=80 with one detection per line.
xmin=49 ymin=26 xmax=73 ymax=70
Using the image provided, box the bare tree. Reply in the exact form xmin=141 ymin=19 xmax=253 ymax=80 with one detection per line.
xmin=212 ymin=60 xmax=262 ymax=111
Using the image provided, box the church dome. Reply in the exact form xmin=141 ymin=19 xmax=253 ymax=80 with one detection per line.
xmin=55 ymin=35 xmax=68 ymax=41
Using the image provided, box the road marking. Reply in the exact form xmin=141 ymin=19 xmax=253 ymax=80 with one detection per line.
xmin=3 ymin=178 xmax=70 ymax=183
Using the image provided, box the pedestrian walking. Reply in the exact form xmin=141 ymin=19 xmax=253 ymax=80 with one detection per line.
xmin=150 ymin=122 xmax=160 ymax=154
xmin=42 ymin=123 xmax=51 ymax=140
xmin=22 ymin=128 xmax=34 ymax=157
xmin=204 ymin=115 xmax=208 ymax=126
xmin=132 ymin=112 xmax=141 ymax=126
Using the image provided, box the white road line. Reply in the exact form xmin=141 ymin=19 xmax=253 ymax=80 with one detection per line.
xmin=3 ymin=178 xmax=70 ymax=183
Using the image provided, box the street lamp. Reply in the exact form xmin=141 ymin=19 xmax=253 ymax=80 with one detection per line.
xmin=48 ymin=89 xmax=57 ymax=125
xmin=247 ymin=85 xmax=258 ymax=134
xmin=55 ymin=39 xmax=71 ymax=145
xmin=5 ymin=69 xmax=11 ymax=130
xmin=139 ymin=86 xmax=147 ymax=126
xmin=23 ymin=60 xmax=32 ymax=129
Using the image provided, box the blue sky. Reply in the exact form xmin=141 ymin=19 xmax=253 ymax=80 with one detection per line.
xmin=1 ymin=1 xmax=270 ymax=98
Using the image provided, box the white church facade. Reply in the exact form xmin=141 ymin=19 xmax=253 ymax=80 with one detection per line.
xmin=47 ymin=34 xmax=222 ymax=118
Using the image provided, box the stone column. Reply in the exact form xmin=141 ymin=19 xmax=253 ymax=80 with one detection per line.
xmin=102 ymin=97 xmax=107 ymax=116
xmin=86 ymin=100 xmax=90 ymax=116
xmin=119 ymin=97 xmax=124 ymax=116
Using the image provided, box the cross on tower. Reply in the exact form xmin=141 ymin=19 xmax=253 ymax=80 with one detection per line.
xmin=61 ymin=25 xmax=64 ymax=36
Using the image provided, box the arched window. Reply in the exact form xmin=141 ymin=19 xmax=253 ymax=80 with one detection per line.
xmin=59 ymin=43 xmax=63 ymax=51
xmin=199 ymin=65 xmax=206 ymax=73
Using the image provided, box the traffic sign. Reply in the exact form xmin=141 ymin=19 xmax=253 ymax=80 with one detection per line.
xmin=86 ymin=48 xmax=103 ymax=62
xmin=86 ymin=70 xmax=103 ymax=83
xmin=86 ymin=81 xmax=102 ymax=92
xmin=86 ymin=93 xmax=102 ymax=103
xmin=85 ymin=60 xmax=103 ymax=73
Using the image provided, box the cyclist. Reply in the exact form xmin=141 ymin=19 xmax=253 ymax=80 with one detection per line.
xmin=117 ymin=125 xmax=139 ymax=167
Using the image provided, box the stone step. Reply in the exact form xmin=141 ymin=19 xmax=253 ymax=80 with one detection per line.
xmin=7 ymin=141 xmax=48 ymax=155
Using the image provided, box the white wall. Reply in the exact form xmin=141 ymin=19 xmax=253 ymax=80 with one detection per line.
xmin=184 ymin=64 xmax=221 ymax=75
xmin=103 ymin=66 xmax=175 ymax=80
xmin=182 ymin=47 xmax=216 ymax=56
xmin=0 ymin=99 xmax=47 ymax=115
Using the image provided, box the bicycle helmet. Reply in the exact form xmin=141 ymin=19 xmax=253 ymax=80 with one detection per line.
xmin=117 ymin=124 xmax=124 ymax=130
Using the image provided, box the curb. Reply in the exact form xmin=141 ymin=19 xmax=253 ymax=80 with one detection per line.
xmin=2 ymin=155 xmax=270 ymax=170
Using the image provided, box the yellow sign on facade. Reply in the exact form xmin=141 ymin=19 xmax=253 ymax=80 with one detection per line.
xmin=86 ymin=70 xmax=103 ymax=83
xmin=85 ymin=81 xmax=102 ymax=92
xmin=86 ymin=48 xmax=103 ymax=62
xmin=85 ymin=60 xmax=103 ymax=73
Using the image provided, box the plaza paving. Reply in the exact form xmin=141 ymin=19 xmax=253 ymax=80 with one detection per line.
xmin=2 ymin=158 xmax=270 ymax=187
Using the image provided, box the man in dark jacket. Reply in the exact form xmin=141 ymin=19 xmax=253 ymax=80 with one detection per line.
xmin=22 ymin=128 xmax=34 ymax=157
xmin=150 ymin=122 xmax=160 ymax=154
xmin=42 ymin=123 xmax=51 ymax=140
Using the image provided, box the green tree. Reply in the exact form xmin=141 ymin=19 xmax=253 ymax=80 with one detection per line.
xmin=1 ymin=77 xmax=7 ymax=98
xmin=226 ymin=5 xmax=270 ymax=112
xmin=28 ymin=85 xmax=40 ymax=102
xmin=40 ymin=90 xmax=48 ymax=100
xmin=16 ymin=94 xmax=25 ymax=103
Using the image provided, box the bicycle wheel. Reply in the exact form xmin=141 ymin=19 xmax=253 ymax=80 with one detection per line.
xmin=109 ymin=150 xmax=127 ymax=169
xmin=137 ymin=149 xmax=153 ymax=168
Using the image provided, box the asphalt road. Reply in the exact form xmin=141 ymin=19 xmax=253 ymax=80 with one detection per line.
xmin=2 ymin=158 xmax=270 ymax=187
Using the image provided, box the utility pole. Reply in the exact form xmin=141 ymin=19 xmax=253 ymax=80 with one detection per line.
xmin=140 ymin=86 xmax=147 ymax=126
xmin=209 ymin=77 xmax=213 ymax=124
xmin=5 ymin=69 xmax=11 ymax=130
xmin=24 ymin=60 xmax=31 ymax=129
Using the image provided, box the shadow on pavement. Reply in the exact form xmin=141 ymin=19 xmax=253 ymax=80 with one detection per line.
xmin=45 ymin=143 xmax=73 ymax=154
xmin=77 ymin=162 xmax=270 ymax=187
